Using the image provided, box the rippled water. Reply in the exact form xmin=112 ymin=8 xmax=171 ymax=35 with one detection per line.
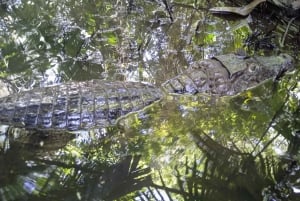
xmin=0 ymin=0 xmax=299 ymax=200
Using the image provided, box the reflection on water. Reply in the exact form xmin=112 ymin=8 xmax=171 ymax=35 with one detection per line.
xmin=0 ymin=0 xmax=300 ymax=200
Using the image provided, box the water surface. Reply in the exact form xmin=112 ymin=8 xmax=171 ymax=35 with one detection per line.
xmin=0 ymin=0 xmax=299 ymax=200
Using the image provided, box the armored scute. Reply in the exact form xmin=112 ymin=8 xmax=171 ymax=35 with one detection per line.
xmin=0 ymin=81 xmax=162 ymax=131
xmin=162 ymin=53 xmax=293 ymax=95
xmin=0 ymin=53 xmax=294 ymax=131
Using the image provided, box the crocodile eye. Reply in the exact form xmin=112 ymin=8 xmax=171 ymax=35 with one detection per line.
xmin=280 ymin=54 xmax=290 ymax=60
xmin=248 ymin=63 xmax=260 ymax=73
xmin=196 ymin=60 xmax=211 ymax=69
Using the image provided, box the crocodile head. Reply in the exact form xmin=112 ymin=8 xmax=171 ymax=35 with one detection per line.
xmin=161 ymin=53 xmax=294 ymax=96
xmin=216 ymin=53 xmax=294 ymax=95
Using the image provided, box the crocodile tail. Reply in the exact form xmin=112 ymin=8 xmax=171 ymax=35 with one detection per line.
xmin=0 ymin=80 xmax=162 ymax=131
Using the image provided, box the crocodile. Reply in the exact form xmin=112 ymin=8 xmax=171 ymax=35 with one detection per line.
xmin=0 ymin=53 xmax=294 ymax=131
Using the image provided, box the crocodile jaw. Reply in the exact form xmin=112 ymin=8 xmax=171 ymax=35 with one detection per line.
xmin=161 ymin=53 xmax=294 ymax=96
xmin=227 ymin=53 xmax=294 ymax=95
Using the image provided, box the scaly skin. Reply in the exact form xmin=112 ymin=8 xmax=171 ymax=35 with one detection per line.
xmin=0 ymin=53 xmax=294 ymax=131
xmin=161 ymin=53 xmax=293 ymax=96
xmin=0 ymin=81 xmax=162 ymax=131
